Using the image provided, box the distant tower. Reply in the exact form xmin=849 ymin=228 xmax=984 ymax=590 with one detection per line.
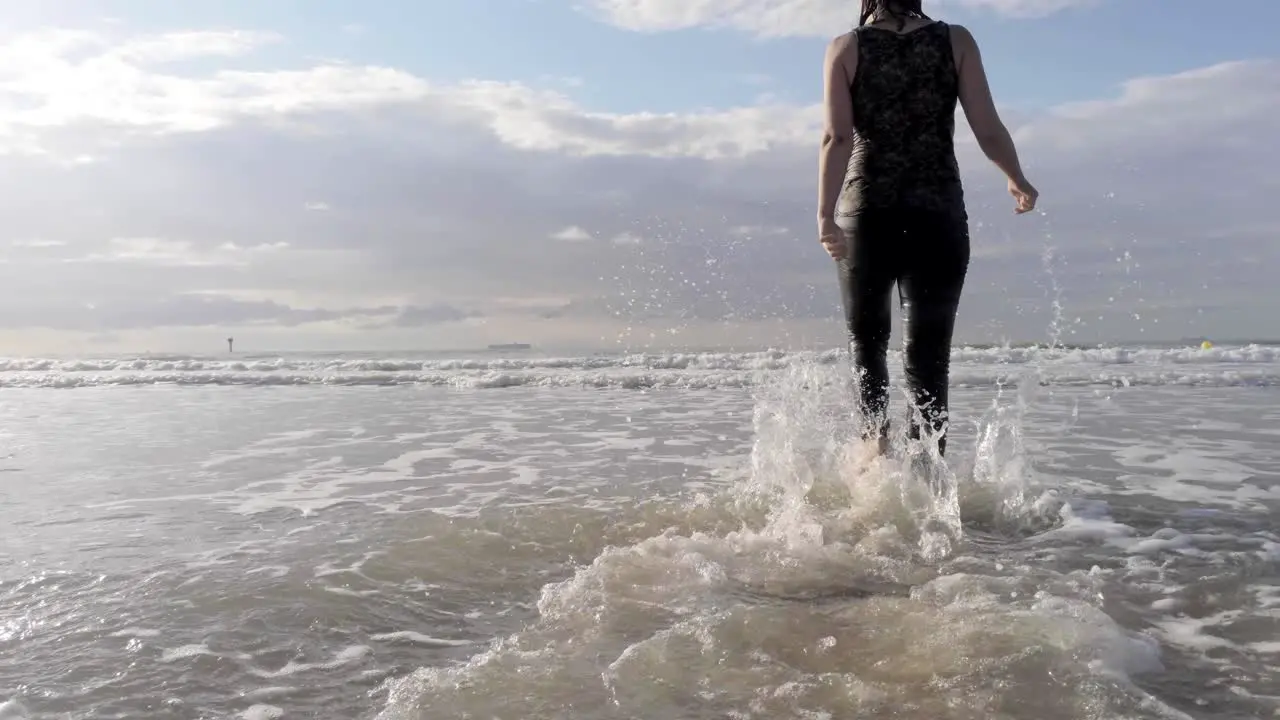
xmin=227 ymin=337 xmax=234 ymax=353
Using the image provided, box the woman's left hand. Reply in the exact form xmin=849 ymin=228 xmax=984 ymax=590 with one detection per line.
xmin=818 ymin=219 xmax=846 ymax=260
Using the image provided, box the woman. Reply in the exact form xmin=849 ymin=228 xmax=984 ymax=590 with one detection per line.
xmin=816 ymin=0 xmax=1038 ymax=456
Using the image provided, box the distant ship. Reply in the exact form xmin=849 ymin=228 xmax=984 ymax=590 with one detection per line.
xmin=487 ymin=343 xmax=531 ymax=351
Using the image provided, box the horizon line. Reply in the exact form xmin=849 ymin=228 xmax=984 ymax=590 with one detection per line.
xmin=5 ymin=337 xmax=1275 ymax=358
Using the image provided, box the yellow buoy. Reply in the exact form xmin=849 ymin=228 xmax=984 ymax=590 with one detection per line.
xmin=1200 ymin=340 xmax=1213 ymax=350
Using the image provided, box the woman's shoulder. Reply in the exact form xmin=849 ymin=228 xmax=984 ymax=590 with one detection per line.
xmin=829 ymin=30 xmax=857 ymax=46
xmin=945 ymin=23 xmax=975 ymax=44
xmin=826 ymin=30 xmax=858 ymax=58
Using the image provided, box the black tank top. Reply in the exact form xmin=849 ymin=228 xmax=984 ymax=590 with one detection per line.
xmin=837 ymin=22 xmax=966 ymax=220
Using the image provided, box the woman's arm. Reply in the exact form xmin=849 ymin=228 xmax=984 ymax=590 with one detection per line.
xmin=817 ymin=32 xmax=857 ymax=229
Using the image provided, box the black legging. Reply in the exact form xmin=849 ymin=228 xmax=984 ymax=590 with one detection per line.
xmin=836 ymin=209 xmax=970 ymax=455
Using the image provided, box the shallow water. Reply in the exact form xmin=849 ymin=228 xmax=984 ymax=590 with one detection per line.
xmin=0 ymin=347 xmax=1277 ymax=719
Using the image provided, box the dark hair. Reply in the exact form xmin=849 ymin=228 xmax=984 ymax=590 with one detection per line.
xmin=859 ymin=0 xmax=930 ymax=29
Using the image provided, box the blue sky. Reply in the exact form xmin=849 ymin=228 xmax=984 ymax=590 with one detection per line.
xmin=0 ymin=0 xmax=1277 ymax=352
xmin=17 ymin=0 xmax=1280 ymax=111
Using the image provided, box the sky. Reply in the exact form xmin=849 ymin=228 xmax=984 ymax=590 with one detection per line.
xmin=0 ymin=0 xmax=1277 ymax=355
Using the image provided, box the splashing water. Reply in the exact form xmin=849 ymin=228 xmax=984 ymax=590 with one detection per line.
xmin=375 ymin=353 xmax=1181 ymax=720
xmin=744 ymin=360 xmax=967 ymax=562
xmin=957 ymin=239 xmax=1072 ymax=538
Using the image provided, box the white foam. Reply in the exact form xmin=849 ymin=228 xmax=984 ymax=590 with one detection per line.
xmin=371 ymin=631 xmax=473 ymax=647
xmin=241 ymin=687 xmax=296 ymax=702
xmin=1152 ymin=613 xmax=1243 ymax=652
xmin=110 ymin=627 xmax=161 ymax=638
xmin=160 ymin=644 xmax=213 ymax=662
xmin=250 ymin=645 xmax=371 ymax=679
xmin=1044 ymin=500 xmax=1134 ymax=542
xmin=1113 ymin=528 xmax=1194 ymax=556
xmin=323 ymin=586 xmax=379 ymax=598
xmin=1254 ymin=584 xmax=1280 ymax=609
xmin=3 ymin=344 xmax=1280 ymax=389
xmin=240 ymin=704 xmax=284 ymax=720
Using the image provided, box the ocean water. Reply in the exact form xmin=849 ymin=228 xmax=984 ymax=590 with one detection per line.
xmin=1 ymin=344 xmax=1278 ymax=719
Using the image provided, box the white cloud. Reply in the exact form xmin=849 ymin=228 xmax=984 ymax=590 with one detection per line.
xmin=217 ymin=241 xmax=290 ymax=253
xmin=11 ymin=237 xmax=65 ymax=248
xmin=98 ymin=236 xmax=202 ymax=263
xmin=0 ymin=24 xmax=1274 ymax=353
xmin=67 ymin=237 xmax=291 ymax=267
xmin=0 ymin=29 xmax=807 ymax=161
xmin=578 ymin=0 xmax=1106 ymax=37
xmin=0 ymin=32 xmax=430 ymax=149
xmin=552 ymin=226 xmax=593 ymax=241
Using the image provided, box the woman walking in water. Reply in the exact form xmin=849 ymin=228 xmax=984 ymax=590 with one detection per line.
xmin=817 ymin=0 xmax=1038 ymax=456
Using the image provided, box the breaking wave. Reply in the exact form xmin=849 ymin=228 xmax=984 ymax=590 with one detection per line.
xmin=1 ymin=344 xmax=1277 ymax=389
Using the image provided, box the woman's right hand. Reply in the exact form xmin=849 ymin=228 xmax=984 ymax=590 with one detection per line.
xmin=1009 ymin=175 xmax=1038 ymax=214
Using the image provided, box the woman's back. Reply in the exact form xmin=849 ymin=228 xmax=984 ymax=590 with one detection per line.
xmin=841 ymin=20 xmax=965 ymax=220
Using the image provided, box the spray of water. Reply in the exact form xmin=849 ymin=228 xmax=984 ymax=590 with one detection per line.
xmin=374 ymin=343 xmax=1180 ymax=719
xmin=742 ymin=359 xmax=969 ymax=563
xmin=960 ymin=230 xmax=1068 ymax=537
